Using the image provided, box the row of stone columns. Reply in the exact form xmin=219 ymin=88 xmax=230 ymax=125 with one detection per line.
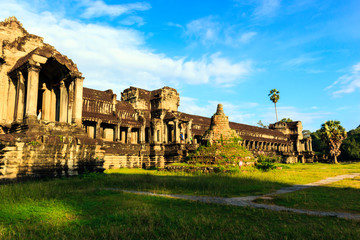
xmin=9 ymin=61 xmax=84 ymax=125
xmin=242 ymin=140 xmax=290 ymax=152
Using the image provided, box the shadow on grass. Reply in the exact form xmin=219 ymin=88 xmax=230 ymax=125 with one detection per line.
xmin=1 ymin=179 xmax=360 ymax=240
xmin=255 ymin=177 xmax=360 ymax=214
xmin=100 ymin=172 xmax=290 ymax=197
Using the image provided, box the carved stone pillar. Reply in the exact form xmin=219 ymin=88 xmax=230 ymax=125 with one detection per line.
xmin=140 ymin=125 xmax=146 ymax=143
xmin=25 ymin=63 xmax=41 ymax=123
xmin=41 ymin=83 xmax=51 ymax=121
xmin=72 ymin=75 xmax=84 ymax=126
xmin=115 ymin=124 xmax=120 ymax=141
xmin=96 ymin=120 xmax=102 ymax=139
xmin=7 ymin=78 xmax=16 ymax=122
xmin=186 ymin=120 xmax=192 ymax=144
xmin=15 ymin=72 xmax=26 ymax=122
xmin=309 ymin=138 xmax=313 ymax=151
xmin=59 ymin=80 xmax=68 ymax=122
xmin=127 ymin=127 xmax=132 ymax=144
xmin=174 ymin=119 xmax=180 ymax=143
xmin=67 ymin=81 xmax=74 ymax=123
xmin=164 ymin=122 xmax=168 ymax=143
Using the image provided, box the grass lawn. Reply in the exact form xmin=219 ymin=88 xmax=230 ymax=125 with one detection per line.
xmin=255 ymin=176 xmax=360 ymax=214
xmin=0 ymin=177 xmax=360 ymax=240
xmin=0 ymin=162 xmax=359 ymax=239
xmin=103 ymin=162 xmax=360 ymax=197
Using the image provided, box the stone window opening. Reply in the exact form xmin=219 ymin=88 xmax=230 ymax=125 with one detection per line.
xmin=145 ymin=127 xmax=150 ymax=143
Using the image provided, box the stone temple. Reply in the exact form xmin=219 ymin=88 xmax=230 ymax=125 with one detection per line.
xmin=0 ymin=17 xmax=314 ymax=179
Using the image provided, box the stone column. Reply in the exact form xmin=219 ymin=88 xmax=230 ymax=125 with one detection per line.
xmin=41 ymin=83 xmax=51 ymax=121
xmin=50 ymin=88 xmax=56 ymax=121
xmin=140 ymin=125 xmax=146 ymax=143
xmin=309 ymin=138 xmax=313 ymax=151
xmin=7 ymin=78 xmax=16 ymax=122
xmin=115 ymin=124 xmax=120 ymax=141
xmin=174 ymin=119 xmax=180 ymax=143
xmin=59 ymin=80 xmax=68 ymax=122
xmin=127 ymin=127 xmax=132 ymax=144
xmin=186 ymin=120 xmax=192 ymax=144
xmin=16 ymin=72 xmax=26 ymax=122
xmin=121 ymin=128 xmax=127 ymax=143
xmin=72 ymin=76 xmax=84 ymax=126
xmin=25 ymin=63 xmax=41 ymax=123
xmin=164 ymin=122 xmax=168 ymax=143
xmin=96 ymin=120 xmax=102 ymax=139
xmin=67 ymin=81 xmax=74 ymax=123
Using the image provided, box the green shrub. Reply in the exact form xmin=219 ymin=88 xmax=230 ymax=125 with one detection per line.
xmin=187 ymin=137 xmax=253 ymax=165
xmin=255 ymin=155 xmax=276 ymax=171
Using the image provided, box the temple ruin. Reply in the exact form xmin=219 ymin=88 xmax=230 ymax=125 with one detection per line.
xmin=0 ymin=17 xmax=314 ymax=179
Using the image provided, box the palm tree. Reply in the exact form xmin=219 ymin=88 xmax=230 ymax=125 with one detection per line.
xmin=268 ymin=89 xmax=280 ymax=122
xmin=320 ymin=120 xmax=347 ymax=164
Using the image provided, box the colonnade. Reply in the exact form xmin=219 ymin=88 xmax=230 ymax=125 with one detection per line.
xmin=241 ymin=139 xmax=291 ymax=152
xmin=8 ymin=60 xmax=83 ymax=125
xmin=84 ymin=118 xmax=193 ymax=145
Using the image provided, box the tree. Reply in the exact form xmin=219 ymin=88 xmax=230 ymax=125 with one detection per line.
xmin=311 ymin=129 xmax=329 ymax=155
xmin=340 ymin=125 xmax=360 ymax=161
xmin=302 ymin=130 xmax=311 ymax=138
xmin=319 ymin=120 xmax=347 ymax=164
xmin=280 ymin=118 xmax=293 ymax=122
xmin=257 ymin=120 xmax=268 ymax=128
xmin=268 ymin=89 xmax=280 ymax=122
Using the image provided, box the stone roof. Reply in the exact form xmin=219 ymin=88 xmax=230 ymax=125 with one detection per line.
xmin=229 ymin=122 xmax=286 ymax=137
xmin=83 ymin=87 xmax=113 ymax=102
xmin=116 ymin=101 xmax=136 ymax=112
xmin=10 ymin=44 xmax=80 ymax=74
xmin=82 ymin=111 xmax=118 ymax=123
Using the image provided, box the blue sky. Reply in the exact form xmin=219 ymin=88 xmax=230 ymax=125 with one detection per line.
xmin=1 ymin=0 xmax=359 ymax=131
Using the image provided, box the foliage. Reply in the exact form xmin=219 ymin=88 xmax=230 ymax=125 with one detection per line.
xmin=340 ymin=125 xmax=360 ymax=161
xmin=280 ymin=118 xmax=293 ymax=122
xmin=268 ymin=89 xmax=280 ymax=122
xmin=187 ymin=137 xmax=253 ymax=166
xmin=268 ymin=89 xmax=280 ymax=104
xmin=257 ymin=120 xmax=268 ymax=128
xmin=28 ymin=141 xmax=39 ymax=146
xmin=319 ymin=120 xmax=347 ymax=163
xmin=255 ymin=155 xmax=277 ymax=171
xmin=311 ymin=130 xmax=329 ymax=155
xmin=302 ymin=130 xmax=311 ymax=138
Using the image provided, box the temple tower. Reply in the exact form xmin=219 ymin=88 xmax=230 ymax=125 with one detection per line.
xmin=203 ymin=104 xmax=239 ymax=144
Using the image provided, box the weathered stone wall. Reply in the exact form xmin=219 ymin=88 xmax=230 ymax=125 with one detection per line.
xmin=0 ymin=127 xmax=103 ymax=179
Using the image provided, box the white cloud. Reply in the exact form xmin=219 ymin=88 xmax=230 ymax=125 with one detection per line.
xmin=253 ymin=0 xmax=281 ymax=18
xmin=185 ymin=16 xmax=257 ymax=47
xmin=284 ymin=55 xmax=320 ymax=67
xmin=261 ymin=105 xmax=331 ymax=131
xmin=185 ymin=16 xmax=221 ymax=45
xmin=0 ymin=1 xmax=252 ymax=92
xmin=120 ymin=16 xmax=145 ymax=26
xmin=179 ymin=97 xmax=257 ymax=123
xmin=239 ymin=32 xmax=257 ymax=43
xmin=79 ymin=0 xmax=151 ymax=18
xmin=327 ymin=62 xmax=360 ymax=96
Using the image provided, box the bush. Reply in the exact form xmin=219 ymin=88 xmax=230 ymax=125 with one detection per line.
xmin=187 ymin=137 xmax=253 ymax=165
xmin=255 ymin=155 xmax=276 ymax=171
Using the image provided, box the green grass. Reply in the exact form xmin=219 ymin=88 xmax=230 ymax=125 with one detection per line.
xmin=0 ymin=163 xmax=359 ymax=239
xmin=0 ymin=178 xmax=360 ymax=240
xmin=103 ymin=163 xmax=360 ymax=197
xmin=255 ymin=176 xmax=360 ymax=214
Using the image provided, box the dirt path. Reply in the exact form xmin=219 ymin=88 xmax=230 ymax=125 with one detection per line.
xmin=105 ymin=173 xmax=360 ymax=221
